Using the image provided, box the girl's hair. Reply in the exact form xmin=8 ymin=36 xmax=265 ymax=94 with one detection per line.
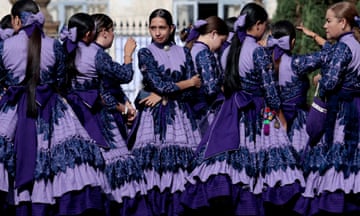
xmin=187 ymin=16 xmax=229 ymax=49
xmin=149 ymin=8 xmax=175 ymax=44
xmin=271 ymin=20 xmax=296 ymax=74
xmin=223 ymin=3 xmax=268 ymax=97
xmin=328 ymin=1 xmax=360 ymax=42
xmin=11 ymin=0 xmax=41 ymax=117
xmin=225 ymin=17 xmax=237 ymax=32
xmin=64 ymin=12 xmax=95 ymax=89
xmin=91 ymin=13 xmax=113 ymax=39
xmin=0 ymin=14 xmax=12 ymax=29
xmin=196 ymin=16 xmax=229 ymax=37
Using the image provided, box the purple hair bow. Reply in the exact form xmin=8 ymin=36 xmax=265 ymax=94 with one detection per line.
xmin=21 ymin=11 xmax=45 ymax=37
xmin=234 ymin=14 xmax=247 ymax=43
xmin=186 ymin=19 xmax=207 ymax=42
xmin=267 ymin=35 xmax=290 ymax=61
xmin=0 ymin=28 xmax=14 ymax=40
xmin=355 ymin=16 xmax=360 ymax=28
xmin=60 ymin=26 xmax=78 ymax=53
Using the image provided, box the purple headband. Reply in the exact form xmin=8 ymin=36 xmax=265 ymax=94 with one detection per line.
xmin=354 ymin=16 xmax=360 ymax=28
xmin=185 ymin=19 xmax=207 ymax=42
xmin=234 ymin=14 xmax=247 ymax=43
xmin=267 ymin=35 xmax=290 ymax=61
xmin=0 ymin=28 xmax=14 ymax=40
xmin=60 ymin=26 xmax=78 ymax=53
xmin=20 ymin=11 xmax=45 ymax=37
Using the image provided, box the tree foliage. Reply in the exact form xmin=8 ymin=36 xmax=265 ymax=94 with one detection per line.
xmin=271 ymin=0 xmax=359 ymax=104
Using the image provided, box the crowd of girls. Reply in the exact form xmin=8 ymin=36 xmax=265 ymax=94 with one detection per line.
xmin=0 ymin=0 xmax=360 ymax=215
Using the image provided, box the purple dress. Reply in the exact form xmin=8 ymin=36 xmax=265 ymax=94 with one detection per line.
xmin=181 ymin=35 xmax=305 ymax=215
xmin=295 ymin=32 xmax=360 ymax=215
xmin=129 ymin=42 xmax=201 ymax=215
xmin=65 ymin=41 xmax=149 ymax=215
xmin=190 ymin=41 xmax=224 ymax=135
xmin=0 ymin=30 xmax=106 ymax=215
xmin=278 ymin=52 xmax=324 ymax=158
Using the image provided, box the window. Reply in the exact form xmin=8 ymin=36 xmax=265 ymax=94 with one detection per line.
xmin=48 ymin=0 xmax=109 ymax=30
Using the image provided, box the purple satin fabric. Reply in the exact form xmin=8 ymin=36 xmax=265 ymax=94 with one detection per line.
xmin=1 ymin=85 xmax=55 ymax=189
xmin=59 ymin=25 xmax=78 ymax=53
xmin=66 ymin=90 xmax=109 ymax=149
xmin=267 ymin=36 xmax=291 ymax=61
xmin=185 ymin=29 xmax=199 ymax=43
xmin=192 ymin=92 xmax=225 ymax=114
xmin=237 ymin=29 xmax=247 ymax=43
xmin=63 ymin=40 xmax=77 ymax=53
xmin=181 ymin=175 xmax=262 ymax=215
xmin=281 ymin=94 xmax=307 ymax=123
xmin=294 ymin=191 xmax=360 ymax=215
xmin=306 ymin=97 xmax=327 ymax=146
xmin=185 ymin=19 xmax=207 ymax=42
xmin=204 ymin=90 xmax=264 ymax=158
xmin=22 ymin=22 xmax=44 ymax=38
xmin=20 ymin=11 xmax=45 ymax=37
xmin=272 ymin=46 xmax=285 ymax=61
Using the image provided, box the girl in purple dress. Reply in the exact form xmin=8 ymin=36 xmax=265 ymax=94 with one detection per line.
xmin=128 ymin=8 xmax=201 ymax=216
xmin=91 ymin=13 xmax=137 ymax=150
xmin=0 ymin=1 xmax=107 ymax=215
xmin=61 ymin=12 xmax=149 ymax=216
xmin=266 ymin=20 xmax=328 ymax=214
xmin=294 ymin=2 xmax=360 ymax=215
xmin=186 ymin=16 xmax=228 ymax=136
xmin=182 ymin=3 xmax=304 ymax=215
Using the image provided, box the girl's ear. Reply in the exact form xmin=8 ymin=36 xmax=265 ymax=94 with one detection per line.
xmin=170 ymin=24 xmax=175 ymax=34
xmin=255 ymin=20 xmax=262 ymax=30
xmin=210 ymin=30 xmax=218 ymax=39
xmin=83 ymin=30 xmax=94 ymax=43
xmin=291 ymin=38 xmax=296 ymax=49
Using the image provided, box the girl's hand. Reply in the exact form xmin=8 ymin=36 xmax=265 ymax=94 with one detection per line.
xmin=139 ymin=92 xmax=162 ymax=107
xmin=296 ymin=22 xmax=316 ymax=38
xmin=191 ymin=74 xmax=201 ymax=88
xmin=313 ymin=74 xmax=322 ymax=86
xmin=125 ymin=101 xmax=137 ymax=125
xmin=124 ymin=37 xmax=137 ymax=56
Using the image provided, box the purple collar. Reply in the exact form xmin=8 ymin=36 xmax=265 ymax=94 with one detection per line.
xmin=338 ymin=31 xmax=354 ymax=42
xmin=194 ymin=41 xmax=210 ymax=50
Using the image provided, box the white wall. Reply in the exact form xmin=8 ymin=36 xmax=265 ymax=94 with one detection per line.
xmin=0 ymin=0 xmax=12 ymax=18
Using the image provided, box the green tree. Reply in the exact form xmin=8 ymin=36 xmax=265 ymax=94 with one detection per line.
xmin=297 ymin=0 xmax=329 ymax=103
xmin=271 ymin=0 xmax=300 ymax=24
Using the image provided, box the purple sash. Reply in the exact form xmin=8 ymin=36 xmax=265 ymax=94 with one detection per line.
xmin=1 ymin=85 xmax=55 ymax=189
xmin=281 ymin=94 xmax=307 ymax=123
xmin=192 ymin=92 xmax=225 ymax=114
xmin=66 ymin=90 xmax=109 ymax=149
xmin=204 ymin=91 xmax=264 ymax=158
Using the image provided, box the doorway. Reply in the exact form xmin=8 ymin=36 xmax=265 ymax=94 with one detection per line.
xmin=198 ymin=3 xmax=218 ymax=19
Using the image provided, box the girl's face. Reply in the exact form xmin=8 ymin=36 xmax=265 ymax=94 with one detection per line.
xmin=149 ymin=17 xmax=174 ymax=44
xmin=257 ymin=21 xmax=268 ymax=39
xmin=11 ymin=15 xmax=21 ymax=33
xmin=101 ymin=27 xmax=115 ymax=48
xmin=324 ymin=9 xmax=344 ymax=40
xmin=209 ymin=32 xmax=227 ymax=52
